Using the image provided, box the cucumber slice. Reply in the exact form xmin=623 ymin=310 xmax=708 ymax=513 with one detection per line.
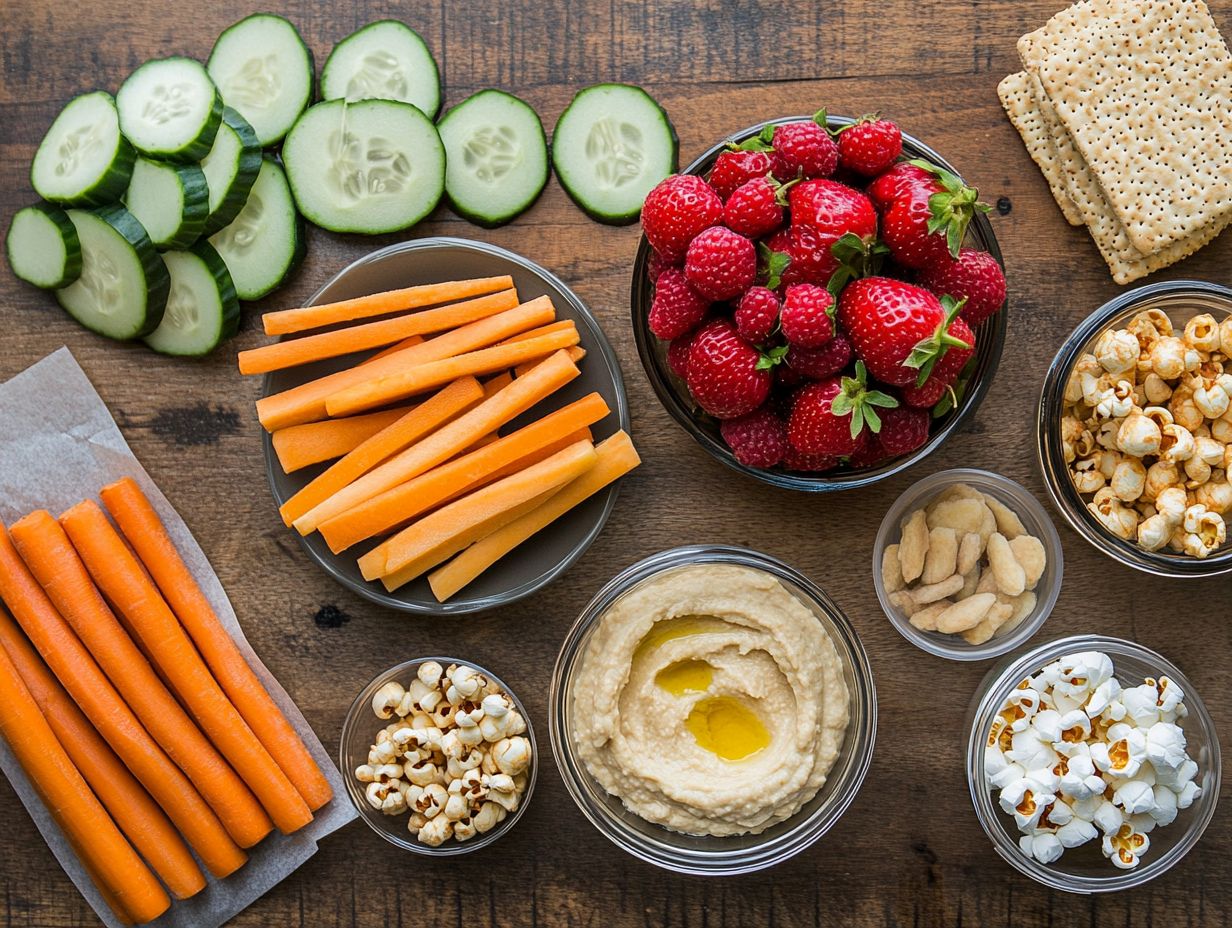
xmin=6 ymin=203 xmax=82 ymax=289
xmin=30 ymin=91 xmax=135 ymax=206
xmin=57 ymin=206 xmax=169 ymax=340
xmin=200 ymin=107 xmax=261 ymax=236
xmin=320 ymin=20 xmax=440 ymax=118
xmin=116 ymin=57 xmax=223 ymax=162
xmin=123 ymin=157 xmax=209 ymax=250
xmin=144 ymin=243 xmax=240 ymax=356
xmin=208 ymin=14 xmax=314 ymax=146
xmin=551 ymin=83 xmax=678 ymax=225
xmin=209 ymin=157 xmax=304 ymax=300
xmin=282 ymin=99 xmax=444 ymax=234
xmin=438 ymin=90 xmax=548 ymax=228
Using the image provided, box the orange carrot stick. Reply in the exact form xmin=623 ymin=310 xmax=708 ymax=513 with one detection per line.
xmin=279 ymin=377 xmax=483 ymax=527
xmin=238 ymin=289 xmax=520 ymax=375
xmin=263 ymin=276 xmax=515 ymax=335
xmin=99 ymin=478 xmax=334 ymax=811
xmin=271 ymin=405 xmax=415 ymax=473
xmin=0 ymin=525 xmax=246 ymax=878
xmin=9 ymin=512 xmax=273 ymax=849
xmin=61 ymin=502 xmax=315 ymax=836
xmin=256 ymin=297 xmax=555 ymax=431
xmin=514 ymin=344 xmax=586 ymax=377
xmin=0 ymin=607 xmax=206 ymax=900
xmin=365 ymin=336 xmax=423 ymax=364
xmin=293 ymin=351 xmax=581 ymax=534
xmin=326 ymin=327 xmax=581 ymax=417
xmin=497 ymin=319 xmax=576 ymax=345
xmin=0 ymin=643 xmax=170 ymax=924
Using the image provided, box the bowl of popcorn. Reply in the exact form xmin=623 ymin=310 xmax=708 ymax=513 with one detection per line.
xmin=1038 ymin=280 xmax=1232 ymax=577
xmin=967 ymin=637 xmax=1220 ymax=892
xmin=340 ymin=657 xmax=536 ymax=854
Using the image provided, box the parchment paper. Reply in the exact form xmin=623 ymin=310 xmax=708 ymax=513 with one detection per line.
xmin=0 ymin=348 xmax=356 ymax=928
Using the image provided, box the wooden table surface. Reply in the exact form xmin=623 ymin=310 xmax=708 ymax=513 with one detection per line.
xmin=3 ymin=1 xmax=1231 ymax=925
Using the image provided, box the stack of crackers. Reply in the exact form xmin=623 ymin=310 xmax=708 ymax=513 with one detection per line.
xmin=998 ymin=0 xmax=1232 ymax=284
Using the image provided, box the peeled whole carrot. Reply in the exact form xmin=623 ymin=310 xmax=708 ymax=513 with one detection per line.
xmin=280 ymin=377 xmax=483 ymax=528
xmin=0 ymin=643 xmax=170 ymax=924
xmin=61 ymin=502 xmax=314 ymax=836
xmin=100 ymin=479 xmax=334 ymax=811
xmin=271 ymin=405 xmax=414 ymax=473
xmin=9 ymin=512 xmax=273 ymax=849
xmin=0 ymin=525 xmax=246 ymax=877
xmin=263 ymin=275 xmax=515 ymax=335
xmin=238 ymin=288 xmax=520 ymax=375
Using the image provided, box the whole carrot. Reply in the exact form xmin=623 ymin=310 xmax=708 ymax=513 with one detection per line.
xmin=100 ymin=477 xmax=334 ymax=810
xmin=8 ymin=511 xmax=273 ymax=849
xmin=61 ymin=501 xmax=314 ymax=835
xmin=0 ymin=640 xmax=170 ymax=924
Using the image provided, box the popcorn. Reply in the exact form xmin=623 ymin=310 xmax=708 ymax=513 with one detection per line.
xmin=1103 ymin=824 xmax=1150 ymax=870
xmin=1019 ymin=831 xmax=1064 ymax=865
xmin=1144 ymin=721 xmax=1188 ymax=771
xmin=1056 ymin=817 xmax=1098 ymax=849
xmin=1112 ymin=778 xmax=1157 ymax=816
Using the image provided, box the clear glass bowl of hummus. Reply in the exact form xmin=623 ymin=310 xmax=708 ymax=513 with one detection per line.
xmin=549 ymin=545 xmax=877 ymax=874
xmin=966 ymin=635 xmax=1221 ymax=892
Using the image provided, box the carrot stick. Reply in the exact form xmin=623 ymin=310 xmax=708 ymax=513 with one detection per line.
xmin=262 ymin=275 xmax=516 ymax=335
xmin=0 ymin=525 xmax=247 ymax=878
xmin=318 ymin=393 xmax=611 ymax=552
xmin=280 ymin=377 xmax=483 ymax=527
xmin=9 ymin=512 xmax=273 ymax=849
xmin=61 ymin=502 xmax=315 ymax=836
xmin=0 ymin=607 xmax=206 ymax=899
xmin=514 ymin=345 xmax=586 ymax=377
xmin=483 ymin=370 xmax=514 ymax=396
xmin=326 ymin=327 xmax=581 ymax=417
xmin=99 ymin=478 xmax=334 ymax=811
xmin=0 ymin=642 xmax=170 ymax=924
xmin=238 ymin=289 xmax=520 ymax=375
xmin=271 ymin=405 xmax=414 ymax=473
xmin=256 ymin=297 xmax=556 ymax=431
xmin=365 ymin=335 xmax=422 ymax=364
xmin=429 ymin=431 xmax=641 ymax=601
xmin=497 ymin=319 xmax=576 ymax=345
xmin=359 ymin=439 xmax=599 ymax=583
xmin=293 ymin=351 xmax=580 ymax=535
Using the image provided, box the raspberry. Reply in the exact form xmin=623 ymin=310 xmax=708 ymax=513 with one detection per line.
xmin=719 ymin=406 xmax=789 ymax=468
xmin=780 ymin=283 xmax=835 ymax=348
xmin=734 ymin=287 xmax=780 ymax=344
xmin=877 ymin=406 xmax=931 ymax=457
xmin=782 ymin=447 xmax=840 ymax=472
xmin=666 ymin=332 xmax=695 ymax=380
xmin=772 ymin=117 xmax=839 ymax=179
xmin=641 ymin=174 xmax=723 ymax=263
xmin=648 ymin=268 xmax=709 ymax=340
xmin=684 ymin=227 xmax=757 ymax=301
xmin=786 ymin=332 xmax=853 ymax=379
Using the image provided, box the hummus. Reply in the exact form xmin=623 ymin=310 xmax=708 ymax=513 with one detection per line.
xmin=571 ymin=563 xmax=850 ymax=836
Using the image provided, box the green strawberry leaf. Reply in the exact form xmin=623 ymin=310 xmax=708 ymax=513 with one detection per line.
xmin=833 ymin=362 xmax=898 ymax=438
xmin=755 ymin=344 xmax=789 ymax=371
xmin=735 ymin=124 xmax=777 ymax=152
xmin=813 ymin=107 xmax=829 ymax=130
xmin=905 ymin=296 xmax=970 ymax=385
xmin=758 ymin=241 xmax=791 ymax=291
xmin=826 ymin=233 xmax=888 ymax=298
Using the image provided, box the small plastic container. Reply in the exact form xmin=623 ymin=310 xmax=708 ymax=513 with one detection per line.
xmin=966 ymin=635 xmax=1221 ymax=893
xmin=339 ymin=656 xmax=537 ymax=856
xmin=872 ymin=468 xmax=1064 ymax=661
xmin=549 ymin=545 xmax=876 ymax=875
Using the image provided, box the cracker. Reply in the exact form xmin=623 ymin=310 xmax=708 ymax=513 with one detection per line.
xmin=996 ymin=72 xmax=1083 ymax=226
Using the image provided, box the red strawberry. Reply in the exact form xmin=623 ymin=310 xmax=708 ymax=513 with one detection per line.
xmin=666 ymin=332 xmax=695 ymax=380
xmin=836 ymin=116 xmax=903 ymax=177
xmin=709 ymin=147 xmax=778 ymax=200
xmin=877 ymin=407 xmax=931 ymax=457
xmin=867 ymin=162 xmax=936 ymax=210
xmin=786 ymin=332 xmax=852 ymax=380
xmin=836 ymin=277 xmax=972 ymax=387
xmin=916 ymin=248 xmax=1006 ymax=327
xmin=787 ymin=181 xmax=878 ymax=286
xmin=787 ymin=362 xmax=897 ymax=456
xmin=734 ymin=286 xmax=780 ymax=343
xmin=764 ymin=225 xmax=834 ymax=288
xmin=772 ymin=110 xmax=839 ymax=179
xmin=641 ymin=175 xmax=723 ymax=263
xmin=685 ymin=227 xmax=756 ymax=301
xmin=775 ymin=363 xmax=805 ymax=391
xmin=685 ymin=319 xmax=773 ymax=419
xmin=879 ymin=160 xmax=990 ymax=270
xmin=720 ymin=405 xmax=789 ymax=468
xmin=723 ymin=176 xmax=793 ymax=239
xmin=780 ymin=283 xmax=834 ymax=348
xmin=648 ymin=268 xmax=709 ymax=340
xmin=783 ymin=447 xmax=841 ymax=472
xmin=900 ymin=318 xmax=975 ymax=408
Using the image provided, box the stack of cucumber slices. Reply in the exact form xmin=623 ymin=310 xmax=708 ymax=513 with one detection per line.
xmin=6 ymin=15 xmax=678 ymax=357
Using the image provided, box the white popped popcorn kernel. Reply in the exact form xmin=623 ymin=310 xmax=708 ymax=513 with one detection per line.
xmin=1000 ymin=777 xmax=1055 ymax=831
xmin=1069 ymin=793 xmax=1103 ymax=823
xmin=1102 ymin=823 xmax=1150 ymax=870
xmin=1155 ymin=677 xmax=1185 ymax=717
xmin=1113 ymin=778 xmax=1157 ymax=816
xmin=1093 ymin=799 xmax=1124 ymax=835
xmin=1149 ymin=786 xmax=1179 ymax=827
xmin=1030 ymin=709 xmax=1064 ymax=743
xmin=1176 ymin=780 xmax=1201 ymax=811
xmin=1090 ymin=725 xmax=1147 ymax=778
xmin=1122 ymin=684 xmax=1164 ymax=728
xmin=1002 ymin=688 xmax=1043 ymax=732
xmin=1056 ymin=817 xmax=1098 ymax=849
xmin=1156 ymin=757 xmax=1198 ymax=792
xmin=1059 ymin=752 xmax=1106 ymax=801
xmin=1084 ymin=678 xmax=1122 ymax=717
xmin=1007 ymin=728 xmax=1059 ymax=771
xmin=990 ymin=760 xmax=1026 ymax=791
xmin=1019 ymin=831 xmax=1064 ymax=865
xmin=1144 ymin=721 xmax=1188 ymax=771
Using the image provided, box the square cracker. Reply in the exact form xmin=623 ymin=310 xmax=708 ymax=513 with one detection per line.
xmin=996 ymin=72 xmax=1083 ymax=226
xmin=1031 ymin=0 xmax=1232 ymax=254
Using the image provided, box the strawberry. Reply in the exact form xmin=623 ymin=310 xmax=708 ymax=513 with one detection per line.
xmin=666 ymin=331 xmax=695 ymax=380
xmin=723 ymin=175 xmax=793 ymax=239
xmin=877 ymin=406 xmax=931 ymax=457
xmin=763 ymin=225 xmax=833 ymax=288
xmin=900 ymin=317 xmax=975 ymax=408
xmin=772 ymin=110 xmax=839 ymax=179
xmin=648 ymin=268 xmax=709 ymax=340
xmin=836 ymin=116 xmax=903 ymax=177
xmin=685 ymin=227 xmax=756 ymax=301
xmin=685 ymin=319 xmax=773 ymax=419
xmin=846 ymin=434 xmax=888 ymax=468
xmin=787 ymin=180 xmax=878 ymax=287
xmin=879 ymin=160 xmax=990 ymax=270
xmin=916 ymin=247 xmax=1006 ymax=327
xmin=720 ymin=405 xmax=789 ymax=468
xmin=787 ymin=361 xmax=897 ymax=457
xmin=709 ymin=146 xmax=778 ymax=200
xmin=786 ymin=331 xmax=852 ymax=379
xmin=783 ymin=447 xmax=841 ymax=472
xmin=836 ymin=277 xmax=972 ymax=387
xmin=641 ymin=174 xmax=723 ymax=263
xmin=866 ymin=162 xmax=937 ymax=210
xmin=779 ymin=283 xmax=834 ymax=348
xmin=734 ymin=286 xmax=780 ymax=343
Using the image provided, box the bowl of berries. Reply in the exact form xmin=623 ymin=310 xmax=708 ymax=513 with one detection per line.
xmin=631 ymin=112 xmax=1008 ymax=490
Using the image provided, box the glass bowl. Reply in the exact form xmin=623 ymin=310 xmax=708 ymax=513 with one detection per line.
xmin=1036 ymin=279 xmax=1232 ymax=577
xmin=339 ymin=656 xmax=537 ymax=856
xmin=630 ymin=115 xmax=1007 ymax=492
xmin=872 ymin=468 xmax=1064 ymax=661
xmin=966 ymin=635 xmax=1221 ymax=892
xmin=549 ymin=545 xmax=876 ymax=875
